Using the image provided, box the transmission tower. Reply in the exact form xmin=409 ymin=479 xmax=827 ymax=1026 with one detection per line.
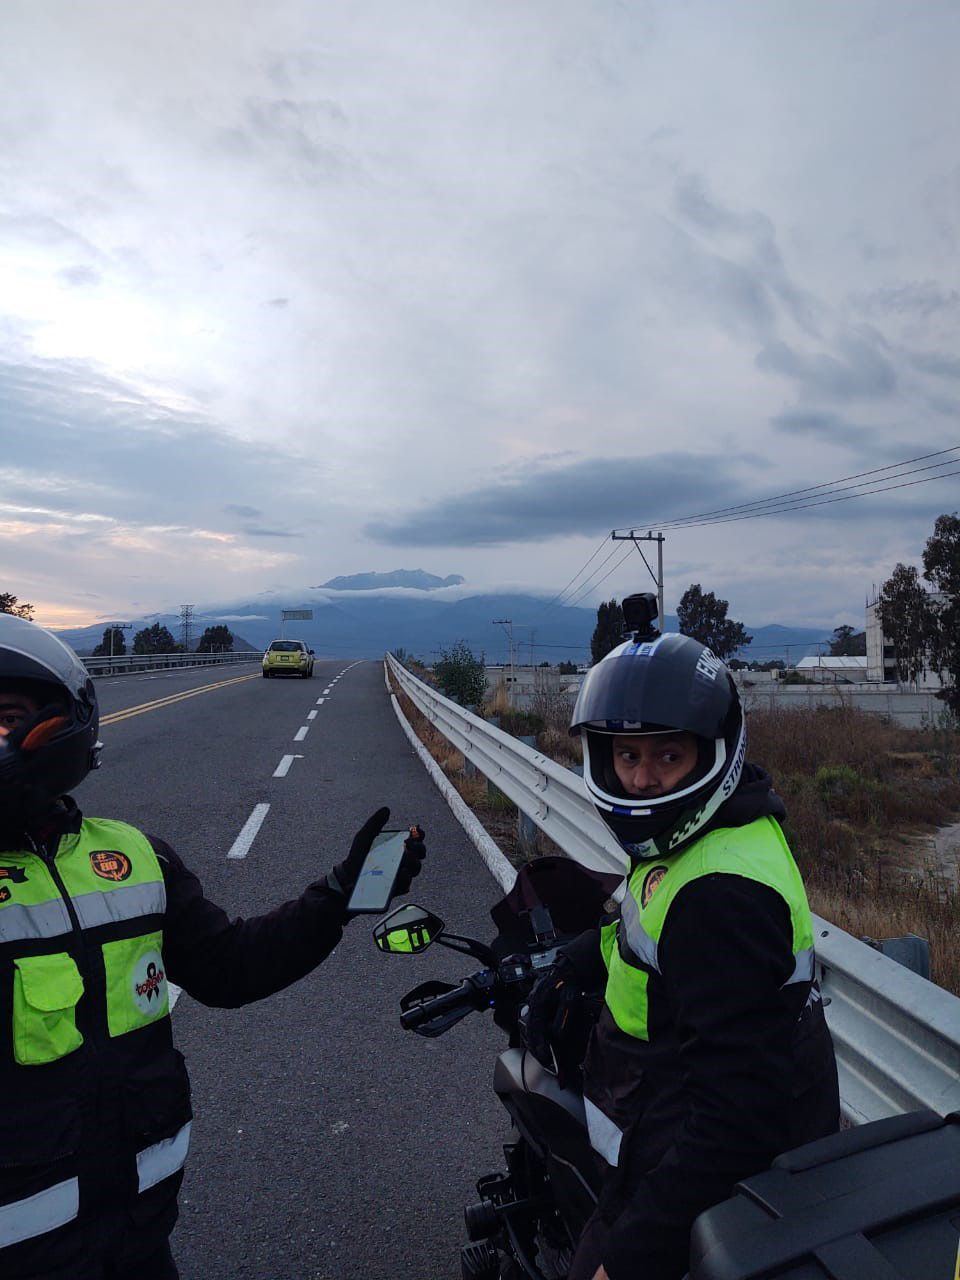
xmin=180 ymin=604 xmax=195 ymax=654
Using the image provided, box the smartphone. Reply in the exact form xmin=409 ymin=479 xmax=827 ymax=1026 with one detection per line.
xmin=346 ymin=829 xmax=409 ymax=914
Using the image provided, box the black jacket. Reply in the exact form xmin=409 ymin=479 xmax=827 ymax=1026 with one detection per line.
xmin=0 ymin=800 xmax=350 ymax=1280
xmin=578 ymin=765 xmax=840 ymax=1280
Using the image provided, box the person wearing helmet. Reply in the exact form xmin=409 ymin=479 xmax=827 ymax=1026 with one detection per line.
xmin=0 ymin=613 xmax=425 ymax=1280
xmin=523 ymin=596 xmax=839 ymax=1280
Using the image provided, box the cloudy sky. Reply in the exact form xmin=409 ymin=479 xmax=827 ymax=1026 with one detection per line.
xmin=2 ymin=0 xmax=958 ymax=633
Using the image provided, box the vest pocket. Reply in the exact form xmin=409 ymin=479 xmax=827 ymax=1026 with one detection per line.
xmin=12 ymin=954 xmax=84 ymax=1066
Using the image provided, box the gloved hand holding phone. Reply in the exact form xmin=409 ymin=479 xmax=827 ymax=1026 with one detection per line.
xmin=326 ymin=807 xmax=426 ymax=916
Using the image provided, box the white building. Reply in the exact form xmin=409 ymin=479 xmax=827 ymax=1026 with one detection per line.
xmin=795 ymin=655 xmax=870 ymax=684
xmin=864 ymin=596 xmax=946 ymax=688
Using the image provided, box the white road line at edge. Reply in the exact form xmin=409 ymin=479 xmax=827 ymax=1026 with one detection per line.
xmin=226 ymin=802 xmax=271 ymax=860
xmin=294 ymin=726 xmax=309 ymax=741
xmin=273 ymin=754 xmax=303 ymax=778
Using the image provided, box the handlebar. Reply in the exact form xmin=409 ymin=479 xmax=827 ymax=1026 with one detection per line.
xmin=400 ymin=975 xmax=490 ymax=1031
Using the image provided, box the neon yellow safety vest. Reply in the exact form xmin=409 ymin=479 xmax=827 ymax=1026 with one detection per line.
xmin=0 ymin=817 xmax=191 ymax=1257
xmin=601 ymin=816 xmax=815 ymax=1042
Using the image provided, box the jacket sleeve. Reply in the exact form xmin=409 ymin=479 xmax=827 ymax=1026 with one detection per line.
xmin=600 ymin=873 xmax=800 ymax=1280
xmin=151 ymin=837 xmax=350 ymax=1008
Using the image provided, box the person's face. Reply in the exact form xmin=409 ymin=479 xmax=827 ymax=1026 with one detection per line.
xmin=0 ymin=689 xmax=39 ymax=737
xmin=611 ymin=731 xmax=699 ymax=798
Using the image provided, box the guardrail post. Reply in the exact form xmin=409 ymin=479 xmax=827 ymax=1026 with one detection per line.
xmin=517 ymin=735 xmax=539 ymax=856
xmin=862 ymin=933 xmax=931 ymax=979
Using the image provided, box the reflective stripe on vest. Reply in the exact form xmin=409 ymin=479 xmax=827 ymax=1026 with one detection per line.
xmin=584 ymin=1096 xmax=623 ymax=1167
xmin=606 ymin=816 xmax=815 ymax=1042
xmin=0 ymin=899 xmax=73 ymax=943
xmin=0 ymin=819 xmax=165 ymax=945
xmin=0 ymin=1177 xmax=79 ymax=1247
xmin=137 ymin=1120 xmax=192 ymax=1192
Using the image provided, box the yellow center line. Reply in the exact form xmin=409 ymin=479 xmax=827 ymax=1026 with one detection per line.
xmin=100 ymin=673 xmax=261 ymax=725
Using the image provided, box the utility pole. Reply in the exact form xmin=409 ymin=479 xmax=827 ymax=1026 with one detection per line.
xmin=611 ymin=530 xmax=665 ymax=630
xmin=108 ymin=623 xmax=133 ymax=663
xmin=493 ymin=618 xmax=514 ymax=705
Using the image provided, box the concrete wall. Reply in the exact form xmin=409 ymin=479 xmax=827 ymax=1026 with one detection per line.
xmin=739 ymin=681 xmax=950 ymax=728
xmin=485 ymin=666 xmax=951 ymax=729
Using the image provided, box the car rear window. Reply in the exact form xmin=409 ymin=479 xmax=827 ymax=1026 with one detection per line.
xmin=268 ymin=641 xmax=303 ymax=652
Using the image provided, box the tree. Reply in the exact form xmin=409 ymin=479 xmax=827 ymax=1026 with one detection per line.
xmin=197 ymin=625 xmax=234 ymax=653
xmin=591 ymin=599 xmax=625 ymax=664
xmin=828 ymin=625 xmax=866 ymax=657
xmin=92 ymin=627 xmax=128 ymax=657
xmin=558 ymin=661 xmax=578 ymax=675
xmin=433 ymin=640 xmax=486 ymax=708
xmin=875 ymin=563 xmax=933 ymax=687
xmin=676 ymin=584 xmax=752 ymax=660
xmin=0 ymin=592 xmax=34 ymax=620
xmin=921 ymin=512 xmax=960 ymax=716
xmin=133 ymin=623 xmax=178 ymax=655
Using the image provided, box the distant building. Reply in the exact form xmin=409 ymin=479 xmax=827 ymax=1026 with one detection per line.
xmin=795 ymin=655 xmax=869 ymax=684
xmin=864 ymin=596 xmax=946 ymax=688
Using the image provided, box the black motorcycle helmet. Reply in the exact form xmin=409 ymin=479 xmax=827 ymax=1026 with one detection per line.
xmin=569 ymin=631 xmax=745 ymax=861
xmin=0 ymin=613 xmax=101 ymax=829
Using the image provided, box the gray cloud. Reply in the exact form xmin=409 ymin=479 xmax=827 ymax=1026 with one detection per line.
xmin=59 ymin=265 xmax=100 ymax=287
xmin=0 ymin=356 xmax=331 ymax=530
xmin=672 ymin=176 xmax=821 ymax=338
xmin=769 ymin=411 xmax=869 ymax=446
xmin=907 ymin=351 xmax=960 ymax=380
xmin=857 ymin=281 xmax=960 ymax=319
xmin=365 ymin=453 xmax=762 ymax=546
xmin=240 ymin=526 xmax=300 ymax=538
xmin=756 ymin=334 xmax=897 ymax=400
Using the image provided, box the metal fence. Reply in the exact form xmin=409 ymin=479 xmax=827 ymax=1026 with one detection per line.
xmin=385 ymin=653 xmax=960 ymax=1126
xmin=83 ymin=652 xmax=263 ymax=677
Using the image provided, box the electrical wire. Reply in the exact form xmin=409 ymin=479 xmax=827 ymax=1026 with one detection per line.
xmin=545 ymin=533 xmax=615 ymax=608
xmin=613 ymin=445 xmax=960 ymax=535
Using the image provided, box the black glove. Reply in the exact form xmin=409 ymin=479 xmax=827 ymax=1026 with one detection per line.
xmin=519 ymin=954 xmax=582 ymax=1073
xmin=325 ymin=808 xmax=426 ymax=913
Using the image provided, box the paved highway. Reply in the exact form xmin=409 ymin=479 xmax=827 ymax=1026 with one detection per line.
xmin=80 ymin=659 xmax=509 ymax=1279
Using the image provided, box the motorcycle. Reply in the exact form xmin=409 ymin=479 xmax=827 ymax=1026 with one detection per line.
xmin=373 ymin=856 xmax=619 ymax=1280
xmin=374 ymin=857 xmax=960 ymax=1280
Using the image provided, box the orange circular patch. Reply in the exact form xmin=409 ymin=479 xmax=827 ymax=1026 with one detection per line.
xmin=641 ymin=865 xmax=669 ymax=907
xmin=90 ymin=850 xmax=132 ymax=882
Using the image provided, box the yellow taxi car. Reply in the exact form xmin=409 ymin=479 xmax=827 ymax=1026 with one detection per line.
xmin=262 ymin=639 xmax=315 ymax=678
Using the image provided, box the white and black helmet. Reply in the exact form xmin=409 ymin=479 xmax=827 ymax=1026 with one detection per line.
xmin=0 ymin=613 xmax=101 ymax=828
xmin=570 ymin=632 xmax=745 ymax=861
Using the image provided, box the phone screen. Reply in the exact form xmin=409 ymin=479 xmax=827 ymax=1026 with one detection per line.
xmin=345 ymin=829 xmax=408 ymax=914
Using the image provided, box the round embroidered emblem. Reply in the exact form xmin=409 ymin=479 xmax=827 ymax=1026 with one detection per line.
xmin=641 ymin=865 xmax=669 ymax=907
xmin=90 ymin=850 xmax=132 ymax=882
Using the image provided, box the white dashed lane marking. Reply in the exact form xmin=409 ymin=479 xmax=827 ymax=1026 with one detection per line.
xmin=273 ymin=754 xmax=303 ymax=778
xmin=226 ymin=802 xmax=271 ymax=860
xmin=307 ymin=710 xmax=317 ymax=720
xmin=294 ymin=726 xmax=309 ymax=742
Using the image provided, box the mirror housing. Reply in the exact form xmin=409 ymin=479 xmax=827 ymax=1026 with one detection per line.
xmin=374 ymin=904 xmax=444 ymax=954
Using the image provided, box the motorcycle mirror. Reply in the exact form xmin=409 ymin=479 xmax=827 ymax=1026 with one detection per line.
xmin=373 ymin=904 xmax=445 ymax=954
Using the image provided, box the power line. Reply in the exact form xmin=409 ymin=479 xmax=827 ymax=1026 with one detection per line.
xmin=546 ymin=533 xmax=615 ymax=608
xmin=564 ymin=541 xmax=640 ymax=610
xmin=661 ymin=466 xmax=960 ymax=531
xmin=613 ymin=444 xmax=960 ymax=535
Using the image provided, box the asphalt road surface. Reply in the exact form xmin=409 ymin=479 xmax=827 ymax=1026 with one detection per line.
xmin=80 ymin=659 xmax=510 ymax=1279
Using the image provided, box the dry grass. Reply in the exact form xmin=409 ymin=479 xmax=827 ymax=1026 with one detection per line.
xmin=391 ymin=669 xmax=960 ymax=996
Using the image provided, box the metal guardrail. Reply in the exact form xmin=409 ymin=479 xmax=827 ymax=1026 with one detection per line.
xmin=83 ymin=652 xmax=263 ymax=677
xmin=386 ymin=653 xmax=960 ymax=1125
